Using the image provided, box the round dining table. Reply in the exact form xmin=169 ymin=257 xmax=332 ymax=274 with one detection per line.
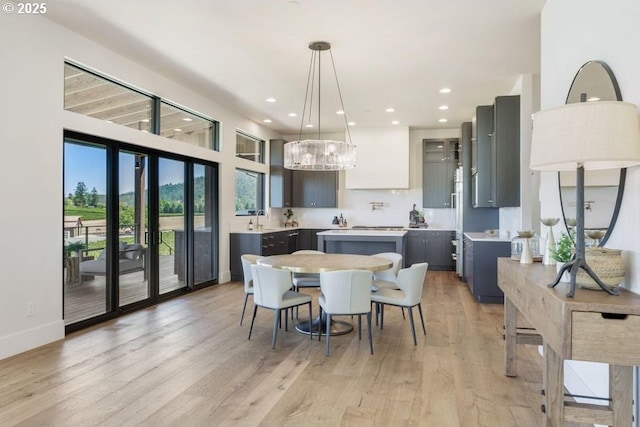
xmin=257 ymin=253 xmax=392 ymax=336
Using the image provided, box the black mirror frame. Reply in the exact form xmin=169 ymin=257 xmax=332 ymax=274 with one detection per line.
xmin=558 ymin=60 xmax=625 ymax=247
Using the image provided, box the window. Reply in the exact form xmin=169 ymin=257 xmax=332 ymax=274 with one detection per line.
xmin=64 ymin=63 xmax=154 ymax=132
xmin=160 ymin=102 xmax=217 ymax=150
xmin=235 ymin=168 xmax=264 ymax=216
xmin=236 ymin=131 xmax=264 ymax=163
xmin=64 ymin=62 xmax=219 ymax=150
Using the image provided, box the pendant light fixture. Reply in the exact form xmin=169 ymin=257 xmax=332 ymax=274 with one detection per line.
xmin=284 ymin=41 xmax=356 ymax=171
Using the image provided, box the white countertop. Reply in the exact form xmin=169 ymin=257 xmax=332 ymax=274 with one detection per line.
xmin=232 ymin=225 xmax=454 ymax=234
xmin=464 ymin=232 xmax=511 ymax=242
xmin=317 ymin=229 xmax=407 ymax=237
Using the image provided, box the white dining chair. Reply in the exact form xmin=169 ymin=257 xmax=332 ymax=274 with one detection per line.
xmin=318 ymin=269 xmax=374 ymax=356
xmin=249 ymin=264 xmax=313 ymax=349
xmin=240 ymin=254 xmax=261 ymax=326
xmin=371 ymin=252 xmax=405 ymax=323
xmin=370 ymin=262 xmax=429 ymax=345
xmin=371 ymin=252 xmax=403 ymax=291
xmin=291 ymin=250 xmax=324 ymax=291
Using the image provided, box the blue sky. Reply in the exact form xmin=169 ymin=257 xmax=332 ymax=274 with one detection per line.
xmin=64 ymin=143 xmax=189 ymax=196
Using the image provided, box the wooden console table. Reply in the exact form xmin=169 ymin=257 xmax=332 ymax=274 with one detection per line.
xmin=498 ymin=258 xmax=640 ymax=426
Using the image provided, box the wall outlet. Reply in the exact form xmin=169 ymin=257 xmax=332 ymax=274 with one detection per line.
xmin=26 ymin=301 xmax=34 ymax=317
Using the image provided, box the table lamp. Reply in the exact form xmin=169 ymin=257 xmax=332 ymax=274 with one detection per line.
xmin=530 ymin=101 xmax=640 ymax=297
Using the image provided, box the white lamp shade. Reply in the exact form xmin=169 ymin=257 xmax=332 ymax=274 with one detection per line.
xmin=530 ymin=101 xmax=640 ymax=171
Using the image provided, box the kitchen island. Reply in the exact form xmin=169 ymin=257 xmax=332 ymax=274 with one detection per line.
xmin=317 ymin=229 xmax=406 ymax=257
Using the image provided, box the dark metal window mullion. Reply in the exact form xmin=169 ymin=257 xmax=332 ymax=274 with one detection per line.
xmin=106 ymin=144 xmax=120 ymax=313
xmin=185 ymin=164 xmax=194 ymax=290
xmin=152 ymin=96 xmax=161 ymax=135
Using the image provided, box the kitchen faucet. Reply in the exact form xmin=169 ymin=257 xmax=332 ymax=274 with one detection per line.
xmin=255 ymin=209 xmax=268 ymax=229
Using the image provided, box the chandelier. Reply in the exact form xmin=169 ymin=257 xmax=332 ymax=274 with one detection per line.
xmin=284 ymin=41 xmax=356 ymax=171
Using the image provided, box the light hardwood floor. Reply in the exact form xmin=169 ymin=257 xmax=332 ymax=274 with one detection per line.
xmin=2 ymin=271 xmax=552 ymax=426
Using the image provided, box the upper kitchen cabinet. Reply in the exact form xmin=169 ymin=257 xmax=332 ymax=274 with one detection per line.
xmin=345 ymin=126 xmax=410 ymax=189
xmin=269 ymin=139 xmax=337 ymax=208
xmin=472 ymin=95 xmax=520 ymax=208
xmin=269 ymin=139 xmax=292 ymax=208
xmin=292 ymin=170 xmax=337 ymax=207
xmin=423 ymin=138 xmax=459 ymax=208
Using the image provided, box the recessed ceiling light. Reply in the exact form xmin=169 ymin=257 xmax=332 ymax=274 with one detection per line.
xmin=288 ymin=112 xmax=297 ymax=117
xmin=141 ymin=119 xmax=150 ymax=123
xmin=182 ymin=117 xmax=193 ymax=122
xmin=263 ymin=119 xmax=272 ymax=123
xmin=305 ymin=124 xmax=314 ymax=128
xmin=438 ymin=118 xmax=448 ymax=123
xmin=587 ymin=97 xmax=601 ymax=102
xmin=392 ymin=120 xmax=400 ymax=125
xmin=385 ymin=108 xmax=395 ymax=113
xmin=438 ymin=105 xmax=449 ymax=110
xmin=266 ymin=97 xmax=276 ymax=103
xmin=439 ymin=88 xmax=452 ymax=94
xmin=174 ymin=128 xmax=182 ymax=131
xmin=336 ymin=110 xmax=345 ymax=115
xmin=348 ymin=122 xmax=355 ymax=126
xmin=141 ymin=130 xmax=149 ymax=133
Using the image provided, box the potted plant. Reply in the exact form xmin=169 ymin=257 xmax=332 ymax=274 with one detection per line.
xmin=64 ymin=241 xmax=86 ymax=283
xmin=550 ymin=232 xmax=574 ymax=281
xmin=64 ymin=241 xmax=86 ymax=258
xmin=283 ymin=208 xmax=294 ymax=226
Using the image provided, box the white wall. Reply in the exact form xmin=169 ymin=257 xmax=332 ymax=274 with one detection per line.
xmin=0 ymin=13 xmax=280 ymax=360
xmin=540 ymin=0 xmax=640 ymax=411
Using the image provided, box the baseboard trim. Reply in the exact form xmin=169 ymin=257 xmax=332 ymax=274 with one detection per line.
xmin=0 ymin=320 xmax=65 ymax=361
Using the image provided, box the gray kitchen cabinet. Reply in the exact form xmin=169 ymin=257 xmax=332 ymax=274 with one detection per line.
xmin=269 ymin=139 xmax=292 ymax=208
xmin=472 ymin=96 xmax=520 ymax=208
xmin=423 ymin=138 xmax=459 ymax=208
xmin=472 ymin=105 xmax=494 ymax=207
xmin=292 ymin=170 xmax=337 ymax=207
xmin=405 ymin=230 xmax=427 ymax=267
xmin=297 ymin=228 xmax=328 ymax=251
xmin=405 ymin=230 xmax=455 ymax=271
xmin=463 ymin=236 xmax=510 ymax=303
xmin=491 ymin=95 xmax=520 ymax=207
xmin=230 ymin=231 xmax=293 ymax=280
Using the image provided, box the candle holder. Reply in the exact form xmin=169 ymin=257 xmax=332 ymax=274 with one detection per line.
xmin=541 ymin=218 xmax=560 ymax=265
xmin=585 ymin=229 xmax=606 ymax=248
xmin=517 ymin=230 xmax=535 ymax=264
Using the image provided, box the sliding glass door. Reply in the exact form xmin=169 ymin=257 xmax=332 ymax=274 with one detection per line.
xmin=63 ymin=133 xmax=218 ymax=329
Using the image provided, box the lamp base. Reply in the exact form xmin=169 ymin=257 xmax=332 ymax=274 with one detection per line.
xmin=548 ymin=255 xmax=618 ymax=297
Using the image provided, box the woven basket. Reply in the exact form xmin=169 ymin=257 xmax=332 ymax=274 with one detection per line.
xmin=576 ymin=247 xmax=625 ymax=290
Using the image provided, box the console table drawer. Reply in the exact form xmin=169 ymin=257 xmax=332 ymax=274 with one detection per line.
xmin=572 ymin=311 xmax=640 ymax=365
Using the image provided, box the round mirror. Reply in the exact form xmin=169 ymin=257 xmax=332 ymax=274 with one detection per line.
xmin=558 ymin=60 xmax=625 ymax=246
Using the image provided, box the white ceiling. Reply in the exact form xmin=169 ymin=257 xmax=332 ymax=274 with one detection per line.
xmin=45 ymin=0 xmax=546 ymax=135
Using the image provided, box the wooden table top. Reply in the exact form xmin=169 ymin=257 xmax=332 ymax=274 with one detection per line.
xmin=257 ymin=253 xmax=393 ymax=273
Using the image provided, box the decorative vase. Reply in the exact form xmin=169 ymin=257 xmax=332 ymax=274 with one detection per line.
xmin=556 ymin=262 xmax=570 ymax=282
xmin=541 ymin=218 xmax=560 ymax=266
xmin=517 ymin=230 xmax=535 ymax=264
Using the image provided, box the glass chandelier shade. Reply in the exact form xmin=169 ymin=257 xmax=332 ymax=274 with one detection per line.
xmin=284 ymin=139 xmax=356 ymax=170
xmin=284 ymin=41 xmax=356 ymax=171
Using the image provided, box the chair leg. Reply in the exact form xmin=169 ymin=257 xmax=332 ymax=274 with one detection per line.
xmin=417 ymin=303 xmax=426 ymax=335
xmin=407 ymin=306 xmax=417 ymax=345
xmin=380 ymin=304 xmax=385 ymax=330
xmin=367 ymin=312 xmax=373 ymax=354
xmin=240 ymin=293 xmax=250 ymax=326
xmin=325 ymin=313 xmax=332 ymax=356
xmin=272 ymin=309 xmax=282 ymax=349
xmin=401 ymin=307 xmax=405 ymax=319
xmin=308 ymin=302 xmax=313 ymax=340
xmin=318 ymin=307 xmax=322 ymax=341
xmin=248 ymin=305 xmax=258 ymax=340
